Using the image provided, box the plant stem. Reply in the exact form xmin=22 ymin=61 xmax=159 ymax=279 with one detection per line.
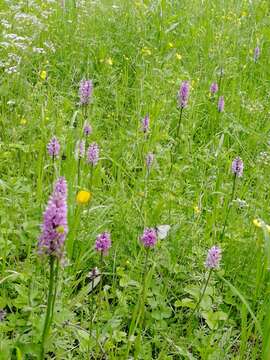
xmin=88 ymin=273 xmax=95 ymax=353
xmin=190 ymin=269 xmax=212 ymax=319
xmin=140 ymin=171 xmax=149 ymax=227
xmin=83 ymin=104 xmax=87 ymax=122
xmin=98 ymin=252 xmax=104 ymax=304
xmin=96 ymin=253 xmax=104 ymax=353
xmin=50 ymin=259 xmax=59 ymax=329
xmin=218 ymin=67 xmax=223 ymax=92
xmin=176 ymin=106 xmax=184 ymax=140
xmin=40 ymin=256 xmax=55 ymax=359
xmin=70 ymin=206 xmax=80 ymax=259
xmin=52 ymin=155 xmax=55 ymax=183
xmin=90 ymin=164 xmax=94 ymax=191
xmin=140 ymin=248 xmax=150 ymax=325
xmin=220 ymin=173 xmax=237 ymax=242
xmin=170 ymin=106 xmax=183 ymax=174
xmin=126 ymin=249 xmax=150 ymax=357
xmin=77 ymin=158 xmax=81 ymax=187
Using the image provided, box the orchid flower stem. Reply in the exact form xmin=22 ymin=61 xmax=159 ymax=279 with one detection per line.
xmin=189 ymin=269 xmax=212 ymax=320
xmin=220 ymin=173 xmax=237 ymax=242
xmin=40 ymin=256 xmax=56 ymax=359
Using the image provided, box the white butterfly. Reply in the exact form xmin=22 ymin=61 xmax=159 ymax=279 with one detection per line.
xmin=155 ymin=225 xmax=171 ymax=240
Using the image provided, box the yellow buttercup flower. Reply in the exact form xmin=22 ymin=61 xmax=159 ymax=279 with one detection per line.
xmin=168 ymin=42 xmax=174 ymax=48
xmin=106 ymin=57 xmax=113 ymax=65
xmin=76 ymin=190 xmax=91 ymax=205
xmin=253 ymin=218 xmax=263 ymax=228
xmin=194 ymin=206 xmax=201 ymax=215
xmin=20 ymin=118 xmax=27 ymax=125
xmin=142 ymin=47 xmax=151 ymax=56
xmin=176 ymin=53 xmax=182 ymax=60
xmin=40 ymin=70 xmax=47 ymax=80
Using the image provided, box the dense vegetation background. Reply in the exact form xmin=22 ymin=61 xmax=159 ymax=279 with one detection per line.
xmin=1 ymin=0 xmax=270 ymax=359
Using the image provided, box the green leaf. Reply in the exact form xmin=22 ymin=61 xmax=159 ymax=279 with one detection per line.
xmin=174 ymin=298 xmax=195 ymax=309
xmin=15 ymin=347 xmax=23 ymax=360
xmin=262 ymin=227 xmax=270 ymax=270
xmin=201 ymin=310 xmax=228 ymax=330
xmin=165 ymin=337 xmax=195 ymax=360
xmin=200 ymin=294 xmax=212 ymax=310
xmin=119 ymin=274 xmax=139 ymax=288
xmin=218 ymin=274 xmax=262 ymax=335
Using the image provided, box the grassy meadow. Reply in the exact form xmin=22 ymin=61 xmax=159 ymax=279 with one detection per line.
xmin=1 ymin=0 xmax=270 ymax=358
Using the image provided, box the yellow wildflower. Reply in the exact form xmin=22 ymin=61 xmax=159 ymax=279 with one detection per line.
xmin=253 ymin=218 xmax=263 ymax=228
xmin=106 ymin=57 xmax=113 ymax=65
xmin=20 ymin=118 xmax=27 ymax=125
xmin=194 ymin=206 xmax=201 ymax=215
xmin=168 ymin=42 xmax=174 ymax=48
xmin=76 ymin=190 xmax=91 ymax=205
xmin=40 ymin=70 xmax=47 ymax=80
xmin=176 ymin=53 xmax=182 ymax=60
xmin=142 ymin=47 xmax=151 ymax=56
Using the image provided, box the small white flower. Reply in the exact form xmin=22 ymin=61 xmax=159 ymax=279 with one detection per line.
xmin=5 ymin=66 xmax=17 ymax=74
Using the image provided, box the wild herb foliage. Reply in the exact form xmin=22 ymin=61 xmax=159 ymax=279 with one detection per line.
xmin=1 ymin=0 xmax=270 ymax=359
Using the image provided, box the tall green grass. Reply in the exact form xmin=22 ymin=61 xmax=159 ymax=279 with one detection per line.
xmin=0 ymin=0 xmax=270 ymax=358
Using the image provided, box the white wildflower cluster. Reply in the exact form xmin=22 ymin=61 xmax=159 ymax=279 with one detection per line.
xmin=0 ymin=0 xmax=57 ymax=75
xmin=233 ymin=198 xmax=248 ymax=209
xmin=32 ymin=47 xmax=46 ymax=54
xmin=257 ymin=151 xmax=270 ymax=165
xmin=240 ymin=92 xmax=264 ymax=113
xmin=44 ymin=41 xmax=56 ymax=53
xmin=5 ymin=66 xmax=18 ymax=74
xmin=0 ymin=19 xmax=11 ymax=29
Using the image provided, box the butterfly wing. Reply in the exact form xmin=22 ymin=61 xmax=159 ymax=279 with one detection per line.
xmin=157 ymin=225 xmax=171 ymax=240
